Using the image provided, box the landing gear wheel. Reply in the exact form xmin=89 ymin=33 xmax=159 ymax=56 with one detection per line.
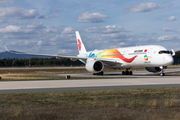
xmin=100 ymin=71 xmax=104 ymax=76
xmin=125 ymin=71 xmax=129 ymax=75
xmin=93 ymin=71 xmax=104 ymax=76
xmin=160 ymin=73 xmax=165 ymax=76
xmin=122 ymin=69 xmax=133 ymax=75
xmin=129 ymin=71 xmax=133 ymax=75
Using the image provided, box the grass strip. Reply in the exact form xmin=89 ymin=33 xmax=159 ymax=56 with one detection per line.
xmin=0 ymin=87 xmax=180 ymax=120
xmin=0 ymin=68 xmax=138 ymax=81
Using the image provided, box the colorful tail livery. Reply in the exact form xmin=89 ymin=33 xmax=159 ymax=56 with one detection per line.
xmin=5 ymin=31 xmax=174 ymax=76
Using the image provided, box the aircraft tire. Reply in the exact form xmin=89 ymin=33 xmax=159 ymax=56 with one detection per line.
xmin=122 ymin=71 xmax=125 ymax=75
xmin=94 ymin=71 xmax=103 ymax=76
xmin=100 ymin=71 xmax=104 ymax=76
xmin=125 ymin=71 xmax=129 ymax=75
xmin=129 ymin=71 xmax=133 ymax=75
xmin=160 ymin=73 xmax=165 ymax=76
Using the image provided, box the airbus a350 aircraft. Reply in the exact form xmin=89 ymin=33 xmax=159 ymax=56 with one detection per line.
xmin=5 ymin=31 xmax=174 ymax=76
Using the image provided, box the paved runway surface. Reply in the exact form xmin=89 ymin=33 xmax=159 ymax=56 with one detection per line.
xmin=0 ymin=68 xmax=180 ymax=94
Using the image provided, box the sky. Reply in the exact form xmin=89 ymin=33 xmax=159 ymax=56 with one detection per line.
xmin=0 ymin=0 xmax=180 ymax=55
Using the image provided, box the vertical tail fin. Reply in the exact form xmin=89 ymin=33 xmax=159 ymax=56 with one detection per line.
xmin=75 ymin=31 xmax=87 ymax=55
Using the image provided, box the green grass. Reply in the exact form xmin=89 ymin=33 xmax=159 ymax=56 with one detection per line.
xmin=0 ymin=75 xmax=136 ymax=81
xmin=0 ymin=88 xmax=180 ymax=120
xmin=0 ymin=68 xmax=137 ymax=81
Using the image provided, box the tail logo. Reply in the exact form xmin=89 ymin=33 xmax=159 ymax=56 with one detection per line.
xmin=77 ymin=39 xmax=81 ymax=51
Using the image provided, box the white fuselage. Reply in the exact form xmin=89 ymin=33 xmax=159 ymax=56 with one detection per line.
xmin=82 ymin=45 xmax=173 ymax=69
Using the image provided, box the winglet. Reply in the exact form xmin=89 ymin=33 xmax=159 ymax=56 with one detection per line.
xmin=4 ymin=45 xmax=14 ymax=54
xmin=4 ymin=45 xmax=22 ymax=54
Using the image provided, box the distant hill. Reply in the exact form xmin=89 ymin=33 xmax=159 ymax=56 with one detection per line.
xmin=0 ymin=51 xmax=52 ymax=59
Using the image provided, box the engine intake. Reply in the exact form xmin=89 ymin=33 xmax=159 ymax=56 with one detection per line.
xmin=85 ymin=59 xmax=104 ymax=73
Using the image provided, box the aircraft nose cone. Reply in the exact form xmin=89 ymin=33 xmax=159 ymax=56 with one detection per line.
xmin=167 ymin=56 xmax=173 ymax=65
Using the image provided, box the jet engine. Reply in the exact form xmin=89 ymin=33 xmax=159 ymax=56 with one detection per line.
xmin=145 ymin=67 xmax=161 ymax=72
xmin=85 ymin=59 xmax=104 ymax=73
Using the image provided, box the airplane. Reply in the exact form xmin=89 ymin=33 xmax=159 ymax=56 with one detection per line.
xmin=5 ymin=31 xmax=174 ymax=76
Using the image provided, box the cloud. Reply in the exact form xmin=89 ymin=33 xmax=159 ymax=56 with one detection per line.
xmin=83 ymin=25 xmax=138 ymax=50
xmin=124 ymin=3 xmax=159 ymax=12
xmin=50 ymin=34 xmax=74 ymax=41
xmin=85 ymin=25 xmax=125 ymax=33
xmin=167 ymin=16 xmax=176 ymax=21
xmin=62 ymin=27 xmax=76 ymax=34
xmin=77 ymin=12 xmax=109 ymax=23
xmin=84 ymin=25 xmax=133 ymax=49
xmin=27 ymin=22 xmax=45 ymax=29
xmin=37 ymin=40 xmax=43 ymax=46
xmin=0 ymin=0 xmax=14 ymax=7
xmin=38 ymin=15 xmax=61 ymax=19
xmin=85 ymin=25 xmax=132 ymax=43
xmin=101 ymin=33 xmax=130 ymax=39
xmin=0 ymin=25 xmax=78 ymax=54
xmin=0 ymin=7 xmax=39 ymax=19
xmin=58 ymin=49 xmax=74 ymax=54
xmin=37 ymin=40 xmax=49 ymax=46
xmin=38 ymin=15 xmax=49 ymax=19
xmin=157 ymin=35 xmax=180 ymax=41
xmin=0 ymin=25 xmax=32 ymax=33
xmin=0 ymin=22 xmax=45 ymax=34
xmin=162 ymin=27 xmax=176 ymax=32
xmin=48 ymin=27 xmax=77 ymax=41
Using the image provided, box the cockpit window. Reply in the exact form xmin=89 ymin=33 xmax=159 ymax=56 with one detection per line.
xmin=159 ymin=50 xmax=171 ymax=54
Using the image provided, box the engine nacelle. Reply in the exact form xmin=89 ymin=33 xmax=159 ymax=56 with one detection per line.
xmin=145 ymin=67 xmax=161 ymax=73
xmin=85 ymin=59 xmax=104 ymax=73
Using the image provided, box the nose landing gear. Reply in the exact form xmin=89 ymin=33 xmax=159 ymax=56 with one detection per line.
xmin=160 ymin=73 xmax=165 ymax=76
xmin=160 ymin=66 xmax=165 ymax=76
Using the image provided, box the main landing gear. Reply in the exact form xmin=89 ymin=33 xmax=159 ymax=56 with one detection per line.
xmin=160 ymin=66 xmax=165 ymax=76
xmin=122 ymin=68 xmax=133 ymax=75
xmin=93 ymin=71 xmax=104 ymax=76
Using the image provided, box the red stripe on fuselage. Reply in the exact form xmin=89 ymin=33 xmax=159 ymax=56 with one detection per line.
xmin=109 ymin=49 xmax=137 ymax=63
xmin=119 ymin=55 xmax=137 ymax=63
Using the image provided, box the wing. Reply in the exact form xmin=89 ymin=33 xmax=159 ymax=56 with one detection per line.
xmin=5 ymin=46 xmax=122 ymax=66
xmin=5 ymin=46 xmax=87 ymax=59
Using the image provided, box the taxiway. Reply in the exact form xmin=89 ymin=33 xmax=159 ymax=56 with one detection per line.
xmin=0 ymin=68 xmax=180 ymax=94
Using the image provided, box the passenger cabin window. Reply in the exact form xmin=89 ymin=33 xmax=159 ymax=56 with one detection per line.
xmin=159 ymin=50 xmax=171 ymax=54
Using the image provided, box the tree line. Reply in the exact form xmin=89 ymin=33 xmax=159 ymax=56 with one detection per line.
xmin=0 ymin=57 xmax=83 ymax=67
xmin=173 ymin=51 xmax=180 ymax=65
